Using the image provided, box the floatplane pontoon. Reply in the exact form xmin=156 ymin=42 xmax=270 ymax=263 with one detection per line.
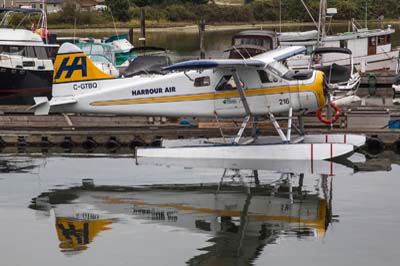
xmin=32 ymin=42 xmax=365 ymax=161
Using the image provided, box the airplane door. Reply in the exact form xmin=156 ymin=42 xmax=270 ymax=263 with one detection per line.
xmin=214 ymin=75 xmax=245 ymax=116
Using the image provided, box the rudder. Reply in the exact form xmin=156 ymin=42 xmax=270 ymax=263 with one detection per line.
xmin=52 ymin=43 xmax=115 ymax=96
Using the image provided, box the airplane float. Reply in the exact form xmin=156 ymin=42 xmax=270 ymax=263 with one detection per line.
xmin=32 ymin=43 xmax=365 ymax=163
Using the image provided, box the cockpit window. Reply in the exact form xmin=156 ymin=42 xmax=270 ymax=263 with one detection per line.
xmin=216 ymin=75 xmax=238 ymax=91
xmin=194 ymin=76 xmax=210 ymax=87
xmin=267 ymin=61 xmax=289 ymax=77
xmin=257 ymin=70 xmax=270 ymax=83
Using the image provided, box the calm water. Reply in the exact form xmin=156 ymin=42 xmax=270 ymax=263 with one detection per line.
xmin=62 ymin=23 xmax=400 ymax=62
xmin=0 ymin=153 xmax=399 ymax=266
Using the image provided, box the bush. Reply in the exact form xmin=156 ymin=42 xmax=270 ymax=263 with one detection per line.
xmin=166 ymin=5 xmax=196 ymax=22
xmin=250 ymin=0 xmax=278 ymax=21
xmin=129 ymin=6 xmax=168 ymax=21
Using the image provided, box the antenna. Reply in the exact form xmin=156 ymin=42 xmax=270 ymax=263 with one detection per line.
xmin=279 ymin=0 xmax=282 ymax=33
xmin=365 ymin=1 xmax=368 ymax=29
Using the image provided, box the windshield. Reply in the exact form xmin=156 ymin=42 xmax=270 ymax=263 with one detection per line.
xmin=267 ymin=61 xmax=290 ymax=76
xmin=0 ymin=10 xmax=43 ymax=30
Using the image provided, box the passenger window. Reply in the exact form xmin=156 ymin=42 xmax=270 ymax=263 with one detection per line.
xmin=8 ymin=46 xmax=24 ymax=56
xmin=340 ymin=40 xmax=347 ymax=48
xmin=216 ymin=75 xmax=237 ymax=91
xmin=194 ymin=76 xmax=210 ymax=87
xmin=257 ymin=70 xmax=270 ymax=83
xmin=34 ymin=46 xmax=49 ymax=59
xmin=24 ymin=46 xmax=36 ymax=58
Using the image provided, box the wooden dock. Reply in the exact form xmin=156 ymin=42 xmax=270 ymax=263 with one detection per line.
xmin=0 ymin=105 xmax=399 ymax=155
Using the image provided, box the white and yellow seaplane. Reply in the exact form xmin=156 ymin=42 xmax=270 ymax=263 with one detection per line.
xmin=32 ymin=43 xmax=365 ymax=162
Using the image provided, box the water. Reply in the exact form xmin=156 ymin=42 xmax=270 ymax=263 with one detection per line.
xmin=61 ymin=23 xmax=400 ymax=62
xmin=0 ymin=154 xmax=399 ymax=265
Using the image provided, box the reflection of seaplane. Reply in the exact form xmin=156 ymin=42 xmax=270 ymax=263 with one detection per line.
xmin=29 ymin=172 xmax=333 ymax=262
xmin=32 ymin=43 xmax=365 ymax=161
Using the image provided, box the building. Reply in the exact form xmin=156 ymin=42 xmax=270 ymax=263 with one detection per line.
xmin=1 ymin=1 xmax=63 ymax=13
xmin=1 ymin=0 xmax=105 ymax=13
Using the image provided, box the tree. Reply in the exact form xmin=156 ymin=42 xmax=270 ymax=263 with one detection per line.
xmin=60 ymin=0 xmax=79 ymax=23
xmin=106 ymin=0 xmax=131 ymax=21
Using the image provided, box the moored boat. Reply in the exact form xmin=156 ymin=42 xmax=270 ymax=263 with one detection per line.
xmin=0 ymin=8 xmax=57 ymax=104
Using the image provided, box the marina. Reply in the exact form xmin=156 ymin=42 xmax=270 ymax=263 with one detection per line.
xmin=1 ymin=1 xmax=400 ymax=265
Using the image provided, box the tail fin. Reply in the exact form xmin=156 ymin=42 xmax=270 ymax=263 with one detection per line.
xmin=52 ymin=43 xmax=115 ymax=96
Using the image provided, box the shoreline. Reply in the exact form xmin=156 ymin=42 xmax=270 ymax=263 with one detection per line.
xmin=50 ymin=20 xmax=400 ymax=34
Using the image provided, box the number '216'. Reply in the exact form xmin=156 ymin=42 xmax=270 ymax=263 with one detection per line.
xmin=279 ymin=98 xmax=289 ymax=105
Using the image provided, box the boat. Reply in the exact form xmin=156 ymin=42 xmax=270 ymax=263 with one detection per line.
xmin=122 ymin=46 xmax=172 ymax=77
xmin=0 ymin=8 xmax=57 ymax=104
xmin=279 ymin=1 xmax=399 ymax=73
xmin=56 ymin=34 xmax=137 ymax=76
xmin=76 ymin=42 xmax=120 ymax=77
xmin=281 ymin=26 xmax=399 ymax=73
xmin=104 ymin=34 xmax=137 ymax=67
xmin=225 ymin=30 xmax=278 ymax=59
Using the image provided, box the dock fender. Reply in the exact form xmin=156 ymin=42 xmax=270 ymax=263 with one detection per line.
xmin=129 ymin=137 xmax=145 ymax=149
xmin=366 ymin=136 xmax=384 ymax=155
xmin=105 ymin=137 xmax=121 ymax=150
xmin=393 ymin=139 xmax=400 ymax=154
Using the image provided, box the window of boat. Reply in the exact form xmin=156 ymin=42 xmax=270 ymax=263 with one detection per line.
xmin=340 ymin=40 xmax=348 ymax=49
xmin=257 ymin=70 xmax=270 ymax=83
xmin=378 ymin=35 xmax=391 ymax=45
xmin=386 ymin=35 xmax=391 ymax=44
xmin=24 ymin=46 xmax=36 ymax=58
xmin=194 ymin=76 xmax=211 ymax=87
xmin=34 ymin=46 xmax=49 ymax=59
xmin=234 ymin=37 xmax=263 ymax=47
xmin=305 ymin=46 xmax=313 ymax=55
xmin=4 ymin=46 xmax=24 ymax=56
xmin=216 ymin=75 xmax=238 ymax=91
xmin=369 ymin=37 xmax=376 ymax=46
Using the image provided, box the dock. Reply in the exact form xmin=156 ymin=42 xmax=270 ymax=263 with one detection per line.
xmin=0 ymin=101 xmax=399 ymax=155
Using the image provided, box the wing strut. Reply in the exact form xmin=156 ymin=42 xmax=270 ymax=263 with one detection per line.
xmin=232 ymin=70 xmax=252 ymax=144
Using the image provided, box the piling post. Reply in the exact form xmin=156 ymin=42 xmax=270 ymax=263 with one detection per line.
xmin=140 ymin=8 xmax=146 ymax=47
xmin=198 ymin=19 xmax=206 ymax=59
xmin=128 ymin=28 xmax=134 ymax=45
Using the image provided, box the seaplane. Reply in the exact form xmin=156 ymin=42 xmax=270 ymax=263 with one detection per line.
xmin=32 ymin=42 xmax=366 ymax=163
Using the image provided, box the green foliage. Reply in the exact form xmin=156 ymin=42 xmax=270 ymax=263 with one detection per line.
xmin=129 ymin=5 xmax=168 ymax=21
xmin=250 ymin=0 xmax=278 ymax=21
xmin=165 ymin=5 xmax=196 ymax=22
xmin=47 ymin=0 xmax=400 ymax=25
xmin=106 ymin=0 xmax=131 ymax=22
xmin=131 ymin=0 xmax=208 ymax=6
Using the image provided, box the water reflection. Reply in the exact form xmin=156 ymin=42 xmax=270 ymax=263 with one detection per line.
xmin=0 ymin=157 xmax=38 ymax=173
xmin=30 ymin=170 xmax=333 ymax=264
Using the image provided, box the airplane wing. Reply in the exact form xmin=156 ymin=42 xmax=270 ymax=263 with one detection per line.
xmin=253 ymin=46 xmax=307 ymax=64
xmin=163 ymin=59 xmax=266 ymax=71
xmin=163 ymin=46 xmax=306 ymax=71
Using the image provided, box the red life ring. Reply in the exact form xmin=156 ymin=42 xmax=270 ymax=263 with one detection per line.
xmin=317 ymin=102 xmax=340 ymax=124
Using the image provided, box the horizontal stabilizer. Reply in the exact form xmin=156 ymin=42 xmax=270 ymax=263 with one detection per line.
xmin=31 ymin=97 xmax=77 ymax=115
xmin=32 ymin=97 xmax=50 ymax=115
xmin=50 ymin=97 xmax=78 ymax=106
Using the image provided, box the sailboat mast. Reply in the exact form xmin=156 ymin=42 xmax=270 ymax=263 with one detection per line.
xmin=316 ymin=0 xmax=327 ymax=47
